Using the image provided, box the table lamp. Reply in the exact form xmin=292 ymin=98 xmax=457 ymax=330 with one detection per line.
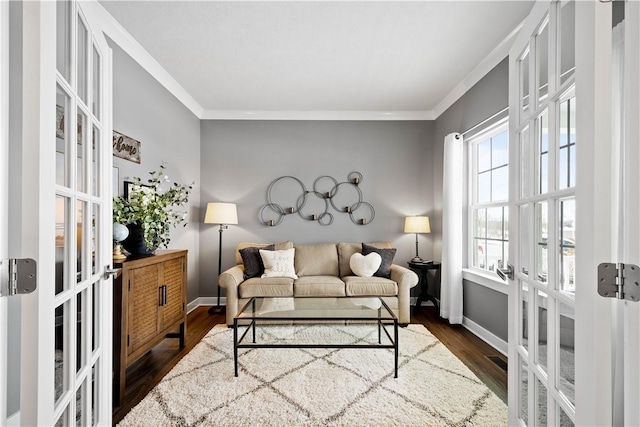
xmin=404 ymin=216 xmax=431 ymax=262
xmin=204 ymin=202 xmax=238 ymax=314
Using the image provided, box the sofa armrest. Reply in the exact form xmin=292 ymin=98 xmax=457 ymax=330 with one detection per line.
xmin=390 ymin=264 xmax=419 ymax=290
xmin=390 ymin=264 xmax=419 ymax=325
xmin=218 ymin=265 xmax=245 ymax=326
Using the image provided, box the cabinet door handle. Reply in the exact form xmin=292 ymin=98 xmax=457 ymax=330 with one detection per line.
xmin=162 ymin=285 xmax=168 ymax=306
xmin=159 ymin=286 xmax=164 ymax=306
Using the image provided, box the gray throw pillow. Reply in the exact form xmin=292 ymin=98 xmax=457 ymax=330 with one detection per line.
xmin=240 ymin=244 xmax=275 ymax=279
xmin=361 ymin=243 xmax=396 ymax=278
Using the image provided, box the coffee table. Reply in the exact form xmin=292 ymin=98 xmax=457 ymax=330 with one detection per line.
xmin=233 ymin=297 xmax=399 ymax=378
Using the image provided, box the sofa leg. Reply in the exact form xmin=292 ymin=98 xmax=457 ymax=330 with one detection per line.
xmin=399 ymin=323 xmax=408 ymax=328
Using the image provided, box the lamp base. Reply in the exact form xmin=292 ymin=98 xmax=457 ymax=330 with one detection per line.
xmin=410 ymin=256 xmax=423 ymax=263
xmin=208 ymin=305 xmax=226 ymax=315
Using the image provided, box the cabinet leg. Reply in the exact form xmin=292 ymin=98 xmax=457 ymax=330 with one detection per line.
xmin=179 ymin=322 xmax=185 ymax=348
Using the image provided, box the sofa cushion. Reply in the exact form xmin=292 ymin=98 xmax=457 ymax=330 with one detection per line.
xmin=239 ymin=244 xmax=275 ymax=279
xmin=235 ymin=241 xmax=294 ymax=265
xmin=239 ymin=277 xmax=294 ymax=298
xmin=362 ymin=243 xmax=397 ymax=278
xmin=294 ymin=276 xmax=346 ymax=297
xmin=343 ymin=276 xmax=398 ymax=296
xmin=294 ymin=243 xmax=339 ymax=277
xmin=338 ymin=241 xmax=392 ymax=277
xmin=349 ymin=252 xmax=382 ymax=277
xmin=260 ymin=248 xmax=298 ymax=279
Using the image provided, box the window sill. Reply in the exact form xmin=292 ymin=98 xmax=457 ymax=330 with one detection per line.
xmin=462 ymin=268 xmax=508 ymax=295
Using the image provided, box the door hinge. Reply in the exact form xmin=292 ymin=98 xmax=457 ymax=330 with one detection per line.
xmin=598 ymin=263 xmax=640 ymax=302
xmin=0 ymin=258 xmax=37 ymax=297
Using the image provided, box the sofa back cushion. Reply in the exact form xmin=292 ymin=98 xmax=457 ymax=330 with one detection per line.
xmin=338 ymin=241 xmax=392 ymax=277
xmin=235 ymin=241 xmax=293 ymax=265
xmin=294 ymin=243 xmax=339 ymax=276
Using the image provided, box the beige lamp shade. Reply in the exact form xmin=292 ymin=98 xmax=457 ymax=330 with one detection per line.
xmin=204 ymin=202 xmax=238 ymax=225
xmin=404 ymin=216 xmax=431 ymax=234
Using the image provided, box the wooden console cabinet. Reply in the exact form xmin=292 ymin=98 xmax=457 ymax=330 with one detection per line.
xmin=112 ymin=249 xmax=187 ymax=407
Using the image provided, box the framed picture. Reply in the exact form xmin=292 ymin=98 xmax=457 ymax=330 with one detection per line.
xmin=123 ymin=180 xmax=153 ymax=200
xmin=113 ymin=130 xmax=141 ymax=164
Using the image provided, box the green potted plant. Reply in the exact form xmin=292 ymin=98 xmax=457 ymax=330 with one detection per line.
xmin=113 ymin=164 xmax=194 ymax=255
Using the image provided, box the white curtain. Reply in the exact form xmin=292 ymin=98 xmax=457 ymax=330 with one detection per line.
xmin=441 ymin=132 xmax=464 ymax=323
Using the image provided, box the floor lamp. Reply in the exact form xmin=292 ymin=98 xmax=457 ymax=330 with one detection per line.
xmin=404 ymin=216 xmax=431 ymax=262
xmin=204 ymin=202 xmax=238 ymax=314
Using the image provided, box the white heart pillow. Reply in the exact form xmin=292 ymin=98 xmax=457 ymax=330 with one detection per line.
xmin=350 ymin=252 xmax=382 ymax=277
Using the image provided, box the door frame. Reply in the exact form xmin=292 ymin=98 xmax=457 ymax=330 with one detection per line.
xmin=0 ymin=0 xmax=9 ymax=422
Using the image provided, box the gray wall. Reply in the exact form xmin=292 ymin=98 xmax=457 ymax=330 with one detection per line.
xmin=463 ymin=280 xmax=508 ymax=341
xmin=433 ymin=58 xmax=509 ymax=340
xmin=199 ymin=120 xmax=435 ymax=298
xmin=109 ymin=41 xmax=202 ymax=302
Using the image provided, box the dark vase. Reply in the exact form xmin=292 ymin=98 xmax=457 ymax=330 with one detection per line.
xmin=121 ymin=223 xmax=157 ymax=256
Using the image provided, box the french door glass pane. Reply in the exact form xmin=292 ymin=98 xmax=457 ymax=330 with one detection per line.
xmin=520 ymin=281 xmax=529 ymax=348
xmin=520 ymin=49 xmax=530 ymax=119
xmin=77 ymin=109 xmax=86 ymax=192
xmin=56 ymin=86 xmax=70 ymax=187
xmin=559 ymin=0 xmax=576 ymax=85
xmin=536 ymin=202 xmax=548 ymax=283
xmin=92 ymin=280 xmax=99 ymax=352
xmin=559 ymin=198 xmax=576 ymax=293
xmin=76 ymin=377 xmax=87 ymax=426
xmin=558 ymin=404 xmax=574 ymax=426
xmin=77 ymin=16 xmax=88 ymax=104
xmin=519 ymin=205 xmax=530 ymax=275
xmin=539 ymin=110 xmax=549 ymax=195
xmin=536 ymin=290 xmax=548 ymax=372
xmin=56 ymin=0 xmax=71 ymax=81
xmin=92 ymin=362 xmax=99 ymax=426
xmin=76 ymin=201 xmax=85 ymax=283
xmin=536 ymin=377 xmax=548 ymax=426
xmin=520 ymin=126 xmax=530 ymax=198
xmin=537 ymin=20 xmax=549 ymax=106
xmin=558 ymin=301 xmax=575 ymax=405
xmin=55 ymin=301 xmax=69 ymax=404
xmin=91 ymin=126 xmax=99 ymax=197
xmin=55 ymin=407 xmax=69 ymax=427
xmin=92 ymin=47 xmax=101 ymax=119
xmin=91 ymin=203 xmax=98 ymax=275
xmin=56 ymin=196 xmax=70 ymax=295
xmin=76 ymin=290 xmax=85 ymax=374
xmin=519 ymin=356 xmax=529 ymax=424
xmin=559 ymin=97 xmax=576 ymax=189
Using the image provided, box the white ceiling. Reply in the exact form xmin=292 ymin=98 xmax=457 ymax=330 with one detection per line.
xmin=99 ymin=1 xmax=534 ymax=119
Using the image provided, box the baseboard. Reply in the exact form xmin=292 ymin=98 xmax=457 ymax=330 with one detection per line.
xmin=187 ymin=297 xmax=227 ymax=313
xmin=462 ymin=317 xmax=508 ymax=356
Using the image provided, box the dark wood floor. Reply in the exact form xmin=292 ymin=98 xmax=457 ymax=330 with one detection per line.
xmin=112 ymin=305 xmax=507 ymax=425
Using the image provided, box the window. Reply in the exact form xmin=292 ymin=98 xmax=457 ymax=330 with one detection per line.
xmin=470 ymin=122 xmax=509 ymax=273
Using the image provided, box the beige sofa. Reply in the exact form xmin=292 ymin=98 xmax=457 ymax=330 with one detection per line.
xmin=218 ymin=241 xmax=419 ymax=326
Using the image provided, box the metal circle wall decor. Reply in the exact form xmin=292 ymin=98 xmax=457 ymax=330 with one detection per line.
xmin=260 ymin=171 xmax=375 ymax=226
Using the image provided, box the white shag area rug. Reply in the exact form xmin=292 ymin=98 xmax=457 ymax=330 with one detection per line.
xmin=118 ymin=324 xmax=506 ymax=427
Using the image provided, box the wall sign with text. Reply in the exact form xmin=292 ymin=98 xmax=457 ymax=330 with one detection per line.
xmin=113 ymin=130 xmax=141 ymax=163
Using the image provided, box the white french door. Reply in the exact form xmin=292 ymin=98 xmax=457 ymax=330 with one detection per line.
xmin=8 ymin=1 xmax=113 ymax=425
xmin=509 ymin=1 xmax=640 ymax=425
xmin=508 ymin=1 xmax=579 ymax=425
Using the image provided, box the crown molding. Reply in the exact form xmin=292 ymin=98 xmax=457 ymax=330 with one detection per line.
xmin=200 ymin=110 xmax=435 ymax=121
xmin=90 ymin=1 xmax=204 ymax=119
xmin=431 ymin=18 xmax=525 ymax=120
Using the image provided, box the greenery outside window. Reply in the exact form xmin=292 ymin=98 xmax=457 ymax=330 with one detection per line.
xmin=469 ymin=122 xmax=509 ymax=274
